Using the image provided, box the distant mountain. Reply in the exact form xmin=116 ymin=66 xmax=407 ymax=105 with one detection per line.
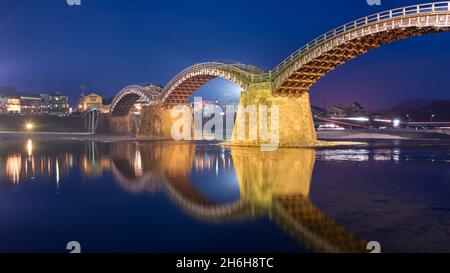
xmin=383 ymin=99 xmax=450 ymax=121
xmin=387 ymin=99 xmax=432 ymax=110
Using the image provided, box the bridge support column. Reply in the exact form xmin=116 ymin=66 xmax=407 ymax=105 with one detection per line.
xmin=109 ymin=114 xmax=133 ymax=135
xmin=95 ymin=113 xmax=110 ymax=134
xmin=137 ymin=104 xmax=193 ymax=141
xmin=231 ymin=82 xmax=317 ymax=147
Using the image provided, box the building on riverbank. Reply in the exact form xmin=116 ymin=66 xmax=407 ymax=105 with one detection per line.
xmin=2 ymin=88 xmax=72 ymax=116
xmin=40 ymin=92 xmax=70 ymax=116
xmin=0 ymin=87 xmax=19 ymax=113
xmin=19 ymin=94 xmax=46 ymax=115
xmin=326 ymin=105 xmax=347 ymax=118
xmin=6 ymin=98 xmax=21 ymax=114
xmin=77 ymin=93 xmax=103 ymax=112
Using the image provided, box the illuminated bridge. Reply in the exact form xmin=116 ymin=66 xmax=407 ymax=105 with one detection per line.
xmin=105 ymin=2 xmax=450 ymax=146
xmin=110 ymin=85 xmax=161 ymax=117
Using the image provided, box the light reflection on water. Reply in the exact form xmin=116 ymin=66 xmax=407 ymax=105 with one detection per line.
xmin=316 ymin=149 xmax=370 ymax=162
xmin=0 ymin=139 xmax=449 ymax=252
xmin=316 ymin=146 xmax=450 ymax=163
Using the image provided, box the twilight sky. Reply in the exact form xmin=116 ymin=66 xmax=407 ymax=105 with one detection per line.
xmin=0 ymin=0 xmax=449 ymax=109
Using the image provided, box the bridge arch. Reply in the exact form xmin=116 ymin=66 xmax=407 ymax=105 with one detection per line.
xmin=111 ymin=159 xmax=164 ymax=193
xmin=270 ymin=2 xmax=450 ymax=96
xmin=110 ymin=84 xmax=161 ymax=116
xmin=159 ymin=62 xmax=264 ymax=106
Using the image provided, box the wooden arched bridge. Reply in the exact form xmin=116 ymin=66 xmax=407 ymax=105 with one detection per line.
xmin=102 ymin=2 xmax=450 ymax=146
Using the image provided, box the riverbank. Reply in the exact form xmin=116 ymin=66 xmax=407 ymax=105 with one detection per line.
xmin=2 ymin=129 xmax=450 ymax=145
xmin=0 ymin=131 xmax=135 ymax=142
xmin=317 ymin=129 xmax=450 ymax=141
xmin=0 ymin=114 xmax=86 ymax=132
xmin=0 ymin=131 xmax=365 ymax=148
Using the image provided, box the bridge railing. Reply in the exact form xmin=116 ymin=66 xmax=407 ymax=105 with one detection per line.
xmin=160 ymin=2 xmax=450 ymax=87
xmin=160 ymin=62 xmax=261 ymax=98
xmin=263 ymin=1 xmax=450 ymax=82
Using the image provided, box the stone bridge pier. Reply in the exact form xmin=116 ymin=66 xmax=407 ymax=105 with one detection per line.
xmin=106 ymin=113 xmax=140 ymax=136
xmin=231 ymin=82 xmax=317 ymax=147
xmin=109 ymin=114 xmax=132 ymax=135
xmin=134 ymin=82 xmax=316 ymax=147
xmin=137 ymin=104 xmax=194 ymax=141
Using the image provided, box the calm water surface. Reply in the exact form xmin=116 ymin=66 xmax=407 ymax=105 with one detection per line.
xmin=0 ymin=139 xmax=449 ymax=252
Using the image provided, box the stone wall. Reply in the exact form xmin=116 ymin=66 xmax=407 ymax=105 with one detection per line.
xmin=231 ymin=81 xmax=317 ymax=147
xmin=137 ymin=104 xmax=194 ymax=141
xmin=108 ymin=114 xmax=132 ymax=135
xmin=95 ymin=114 xmax=110 ymax=134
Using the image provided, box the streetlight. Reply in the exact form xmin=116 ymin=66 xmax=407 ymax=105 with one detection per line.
xmin=431 ymin=114 xmax=436 ymax=122
xmin=25 ymin=122 xmax=33 ymax=131
xmin=393 ymin=119 xmax=401 ymax=128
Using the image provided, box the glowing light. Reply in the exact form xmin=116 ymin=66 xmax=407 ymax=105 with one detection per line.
xmin=331 ymin=117 xmax=369 ymax=122
xmin=6 ymin=154 xmax=21 ymax=183
xmin=348 ymin=117 xmax=369 ymax=122
xmin=56 ymin=158 xmax=60 ymax=190
xmin=25 ymin=123 xmax=34 ymax=131
xmin=393 ymin=119 xmax=401 ymax=128
xmin=133 ymin=150 xmax=143 ymax=176
xmin=215 ymin=159 xmax=219 ymax=176
xmin=374 ymin=119 xmax=392 ymax=123
xmin=27 ymin=139 xmax=33 ymax=156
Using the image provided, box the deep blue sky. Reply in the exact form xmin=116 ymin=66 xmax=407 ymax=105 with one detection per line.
xmin=0 ymin=0 xmax=449 ymax=109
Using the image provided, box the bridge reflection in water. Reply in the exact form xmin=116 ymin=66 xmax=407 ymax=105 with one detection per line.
xmin=0 ymin=139 xmax=367 ymax=252
xmin=107 ymin=142 xmax=367 ymax=253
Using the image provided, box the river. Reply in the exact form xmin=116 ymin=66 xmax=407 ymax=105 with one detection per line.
xmin=0 ymin=139 xmax=449 ymax=252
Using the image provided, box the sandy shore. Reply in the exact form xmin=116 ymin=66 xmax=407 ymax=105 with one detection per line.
xmin=321 ymin=132 xmax=409 ymax=140
xmin=317 ymin=129 xmax=450 ymax=141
